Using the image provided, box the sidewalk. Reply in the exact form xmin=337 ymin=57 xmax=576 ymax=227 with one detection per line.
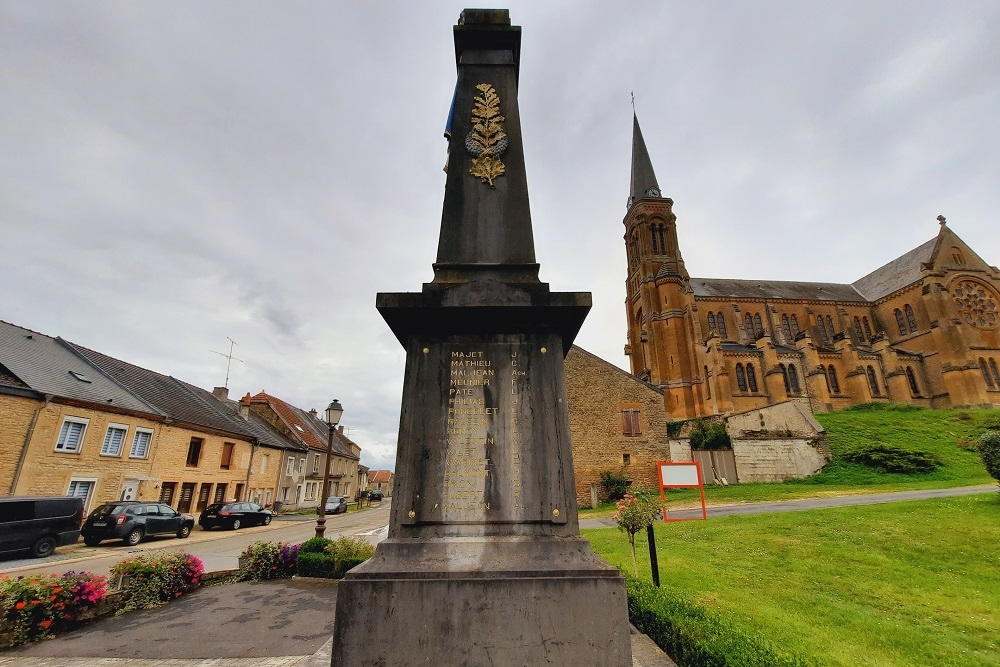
xmin=0 ymin=577 xmax=676 ymax=667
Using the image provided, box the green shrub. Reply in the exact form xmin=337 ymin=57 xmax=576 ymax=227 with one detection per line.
xmin=844 ymin=402 xmax=923 ymax=413
xmin=689 ymin=419 xmax=731 ymax=450
xmin=295 ymin=537 xmax=373 ymax=579
xmin=980 ymin=431 xmax=1000 ymax=485
xmin=600 ymin=470 xmax=632 ymax=501
xmin=110 ymin=552 xmax=203 ymax=614
xmin=626 ymin=577 xmax=814 ymax=667
xmin=841 ymin=444 xmax=941 ymax=474
xmin=325 ymin=536 xmax=375 ymax=562
xmin=298 ymin=537 xmax=332 ymax=554
xmin=296 ymin=552 xmax=338 ymax=578
xmin=666 ymin=421 xmax=684 ymax=438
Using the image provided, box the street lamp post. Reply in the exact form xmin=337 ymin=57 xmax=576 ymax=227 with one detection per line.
xmin=315 ymin=399 xmax=344 ymax=539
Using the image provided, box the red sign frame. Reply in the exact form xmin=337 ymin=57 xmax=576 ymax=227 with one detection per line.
xmin=657 ymin=460 xmax=708 ymax=521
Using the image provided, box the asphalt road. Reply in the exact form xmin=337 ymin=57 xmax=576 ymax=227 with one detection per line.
xmin=0 ymin=502 xmax=392 ymax=578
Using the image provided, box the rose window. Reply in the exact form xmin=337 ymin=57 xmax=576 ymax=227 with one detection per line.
xmin=952 ymin=279 xmax=998 ymax=329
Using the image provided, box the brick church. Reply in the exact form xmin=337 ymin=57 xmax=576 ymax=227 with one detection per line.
xmin=623 ymin=113 xmax=1000 ymax=418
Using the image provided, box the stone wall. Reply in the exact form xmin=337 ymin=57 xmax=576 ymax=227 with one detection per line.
xmin=0 ymin=394 xmax=42 ymax=494
xmin=731 ymin=438 xmax=828 ymax=482
xmin=564 ymin=346 xmax=670 ymax=507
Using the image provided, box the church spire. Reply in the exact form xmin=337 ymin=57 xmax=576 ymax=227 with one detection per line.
xmin=628 ymin=112 xmax=662 ymax=209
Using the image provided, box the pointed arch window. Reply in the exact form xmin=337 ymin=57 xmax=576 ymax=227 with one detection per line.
xmin=650 ymin=225 xmax=660 ymax=254
xmin=753 ymin=313 xmax=764 ymax=338
xmin=736 ymin=364 xmax=747 ymax=392
xmin=980 ymin=358 xmax=994 ymax=388
xmin=790 ymin=315 xmax=800 ymax=335
xmin=906 ymin=367 xmax=920 ymax=397
xmin=705 ymin=366 xmax=711 ymax=398
xmin=828 ymin=365 xmax=840 ymax=394
xmin=779 ymin=364 xmax=791 ymax=393
xmin=708 ymin=312 xmax=717 ymax=332
xmin=952 ymin=247 xmax=966 ymax=265
xmin=745 ymin=313 xmax=754 ymax=337
xmin=863 ymin=317 xmax=873 ymax=340
xmin=894 ymin=309 xmax=906 ymax=336
xmin=782 ymin=314 xmax=792 ymax=340
xmin=787 ymin=364 xmax=801 ymax=393
xmin=991 ymin=358 xmax=1000 ymax=388
xmin=650 ymin=223 xmax=666 ymax=255
xmin=747 ymin=364 xmax=758 ymax=392
xmin=820 ymin=366 xmax=831 ymax=393
xmin=825 ymin=316 xmax=835 ymax=338
xmin=905 ymin=304 xmax=917 ymax=332
xmin=854 ymin=317 xmax=865 ymax=342
xmin=717 ymin=313 xmax=727 ymax=339
xmin=867 ymin=365 xmax=881 ymax=397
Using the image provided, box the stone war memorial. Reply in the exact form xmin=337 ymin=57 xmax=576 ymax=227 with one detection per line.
xmin=331 ymin=9 xmax=633 ymax=666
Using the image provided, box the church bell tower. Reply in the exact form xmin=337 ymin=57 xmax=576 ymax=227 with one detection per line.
xmin=623 ymin=113 xmax=704 ymax=418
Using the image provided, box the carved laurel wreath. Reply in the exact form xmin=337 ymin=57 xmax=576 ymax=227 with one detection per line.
xmin=466 ymin=83 xmax=508 ymax=187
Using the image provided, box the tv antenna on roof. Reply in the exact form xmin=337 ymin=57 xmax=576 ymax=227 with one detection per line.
xmin=210 ymin=337 xmax=244 ymax=388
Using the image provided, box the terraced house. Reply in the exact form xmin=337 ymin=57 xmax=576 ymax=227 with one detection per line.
xmin=0 ymin=321 xmax=358 ymax=514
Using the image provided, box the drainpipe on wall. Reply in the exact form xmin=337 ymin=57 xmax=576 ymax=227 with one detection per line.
xmin=10 ymin=394 xmax=53 ymax=495
xmin=244 ymin=441 xmax=259 ymax=501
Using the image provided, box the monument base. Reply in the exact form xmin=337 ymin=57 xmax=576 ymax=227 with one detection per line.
xmin=331 ymin=538 xmax=632 ymax=666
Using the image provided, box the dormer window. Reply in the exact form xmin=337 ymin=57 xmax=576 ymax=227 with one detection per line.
xmin=69 ymin=371 xmax=92 ymax=383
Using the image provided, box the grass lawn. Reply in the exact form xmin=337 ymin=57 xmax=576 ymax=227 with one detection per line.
xmin=585 ymin=493 xmax=1000 ymax=667
xmin=581 ymin=406 xmax=999 ymax=518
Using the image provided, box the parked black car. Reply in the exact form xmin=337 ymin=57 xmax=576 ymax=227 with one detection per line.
xmin=0 ymin=496 xmax=83 ymax=558
xmin=319 ymin=496 xmax=349 ymax=514
xmin=199 ymin=502 xmax=272 ymax=530
xmin=81 ymin=502 xmax=194 ymax=546
xmin=368 ymin=490 xmax=384 ymax=502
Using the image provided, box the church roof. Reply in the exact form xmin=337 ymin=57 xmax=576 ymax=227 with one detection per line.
xmin=628 ymin=113 xmax=662 ymax=208
xmin=851 ymin=237 xmax=936 ymax=301
xmin=691 ymin=278 xmax=866 ymax=302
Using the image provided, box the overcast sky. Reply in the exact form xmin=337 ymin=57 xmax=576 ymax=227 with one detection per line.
xmin=3 ymin=2 xmax=998 ymax=470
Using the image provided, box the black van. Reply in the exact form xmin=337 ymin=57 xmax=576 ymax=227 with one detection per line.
xmin=0 ymin=496 xmax=84 ymax=558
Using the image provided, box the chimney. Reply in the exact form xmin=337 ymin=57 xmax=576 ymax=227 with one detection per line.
xmin=212 ymin=387 xmax=229 ymax=400
xmin=309 ymin=408 xmax=318 ymax=418
xmin=338 ymin=425 xmax=345 ymax=433
xmin=238 ymin=403 xmax=250 ymax=420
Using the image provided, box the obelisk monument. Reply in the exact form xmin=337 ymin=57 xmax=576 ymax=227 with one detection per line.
xmin=331 ymin=9 xmax=632 ymax=665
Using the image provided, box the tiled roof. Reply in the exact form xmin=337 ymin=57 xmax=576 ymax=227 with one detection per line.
xmin=0 ymin=360 xmax=31 ymax=390
xmin=692 ymin=278 xmax=867 ymax=302
xmin=193 ymin=386 xmax=307 ymax=452
xmin=569 ymin=346 xmax=663 ymax=394
xmin=244 ymin=392 xmax=357 ymax=459
xmin=852 ymin=237 xmax=936 ymax=301
xmin=71 ymin=343 xmax=255 ymax=437
xmin=369 ymin=469 xmax=393 ymax=483
xmin=0 ymin=321 xmax=156 ymax=413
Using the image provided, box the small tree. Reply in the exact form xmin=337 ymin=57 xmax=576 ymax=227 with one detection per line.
xmin=612 ymin=485 xmax=663 ymax=576
xmin=981 ymin=430 xmax=1000 ymax=488
xmin=600 ymin=470 xmax=632 ymax=502
xmin=689 ymin=418 xmax=731 ymax=450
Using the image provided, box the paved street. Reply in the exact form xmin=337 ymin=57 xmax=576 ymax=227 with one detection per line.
xmin=0 ymin=503 xmax=391 ymax=578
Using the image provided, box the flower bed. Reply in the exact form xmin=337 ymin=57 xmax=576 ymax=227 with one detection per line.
xmin=110 ymin=552 xmax=204 ymax=614
xmin=0 ymin=571 xmax=108 ymax=647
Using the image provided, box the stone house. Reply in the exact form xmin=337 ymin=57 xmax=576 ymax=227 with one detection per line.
xmin=367 ymin=469 xmax=394 ymax=497
xmin=623 ymin=113 xmax=1000 ymax=419
xmin=241 ymin=392 xmax=360 ymax=508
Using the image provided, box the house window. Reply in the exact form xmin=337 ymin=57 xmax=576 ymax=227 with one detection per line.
xmin=828 ymin=365 xmax=840 ymax=394
xmin=220 ymin=442 xmax=234 ymax=470
xmin=708 ymin=312 xmax=716 ymax=332
xmin=782 ymin=314 xmax=792 ymax=340
xmin=67 ymin=478 xmax=96 ymax=511
xmin=100 ymin=424 xmax=128 ymax=457
xmin=55 ymin=417 xmax=88 ymax=453
xmin=906 ymin=367 xmax=920 ymax=396
xmin=622 ymin=408 xmax=641 ymax=436
xmin=311 ymin=454 xmax=320 ymax=474
xmin=854 ymin=316 xmax=865 ymax=341
xmin=790 ymin=315 xmax=800 ymax=335
xmin=186 ymin=438 xmax=203 ymax=467
xmin=905 ymin=305 xmax=917 ymax=333
xmin=746 ymin=364 xmax=758 ymax=392
xmin=862 ymin=317 xmax=873 ymax=339
xmin=744 ymin=313 xmax=754 ymax=337
xmin=623 ymin=454 xmax=631 ymax=466
xmin=716 ymin=313 xmax=727 ymax=338
xmin=867 ymin=365 xmax=881 ymax=397
xmin=130 ymin=428 xmax=153 ymax=458
xmin=297 ymin=458 xmax=305 ymax=474
xmin=286 ymin=457 xmax=294 ymax=475
xmin=894 ymin=309 xmax=907 ymax=336
xmin=214 ymin=483 xmax=228 ymax=503
xmin=736 ymin=364 xmax=747 ymax=392
xmin=787 ymin=364 xmax=801 ymax=394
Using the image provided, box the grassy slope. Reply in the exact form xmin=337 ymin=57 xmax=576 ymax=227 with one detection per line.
xmin=581 ymin=406 xmax=999 ymax=517
xmin=585 ymin=493 xmax=1000 ymax=667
